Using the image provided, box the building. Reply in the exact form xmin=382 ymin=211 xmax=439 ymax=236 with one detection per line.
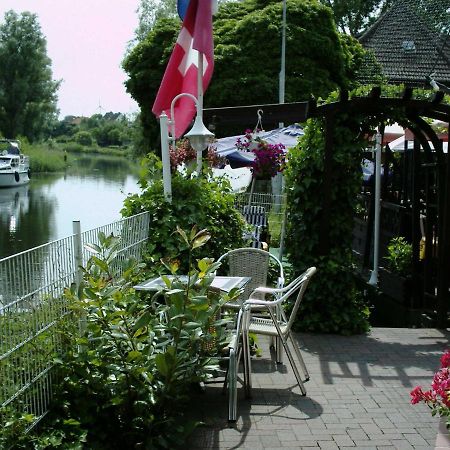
xmin=358 ymin=0 xmax=450 ymax=89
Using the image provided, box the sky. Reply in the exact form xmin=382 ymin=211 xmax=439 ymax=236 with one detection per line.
xmin=0 ymin=0 xmax=141 ymax=119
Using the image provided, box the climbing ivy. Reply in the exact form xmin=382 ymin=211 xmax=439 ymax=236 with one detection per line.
xmin=285 ymin=110 xmax=371 ymax=335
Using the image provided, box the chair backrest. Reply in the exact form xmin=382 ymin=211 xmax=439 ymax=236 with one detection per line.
xmin=241 ymin=205 xmax=268 ymax=248
xmin=217 ymin=248 xmax=284 ymax=301
xmin=277 ymin=267 xmax=317 ymax=331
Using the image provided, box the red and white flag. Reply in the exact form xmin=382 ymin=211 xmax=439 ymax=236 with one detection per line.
xmin=152 ymin=0 xmax=214 ymax=139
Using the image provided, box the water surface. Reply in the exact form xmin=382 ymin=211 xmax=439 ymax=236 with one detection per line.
xmin=0 ymin=154 xmax=141 ymax=259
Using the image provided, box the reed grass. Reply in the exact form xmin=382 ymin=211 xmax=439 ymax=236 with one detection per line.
xmin=24 ymin=144 xmax=67 ymax=172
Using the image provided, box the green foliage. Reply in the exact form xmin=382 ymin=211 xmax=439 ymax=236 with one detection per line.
xmin=133 ymin=0 xmax=178 ymax=41
xmin=123 ymin=0 xmax=369 ymax=150
xmin=121 ymin=163 xmax=247 ymax=273
xmin=319 ymin=0 xmax=394 ymax=36
xmin=18 ymin=139 xmax=67 ymax=172
xmin=0 ymin=11 xmax=59 ymax=141
xmin=385 ymin=237 xmax=412 ymax=277
xmin=123 ymin=18 xmax=180 ymax=154
xmin=6 ymin=228 xmax=238 ymax=449
xmin=73 ymin=130 xmax=93 ymax=146
xmin=285 ymin=112 xmax=370 ymax=334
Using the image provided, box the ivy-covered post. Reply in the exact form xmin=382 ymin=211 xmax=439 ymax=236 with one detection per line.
xmin=285 ymin=108 xmax=371 ymax=335
xmin=318 ymin=114 xmax=335 ymax=256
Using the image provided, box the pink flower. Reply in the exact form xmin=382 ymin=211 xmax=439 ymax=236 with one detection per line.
xmin=411 ymin=351 xmax=450 ymax=418
xmin=410 ymin=386 xmax=424 ymax=404
xmin=440 ymin=350 xmax=450 ymax=368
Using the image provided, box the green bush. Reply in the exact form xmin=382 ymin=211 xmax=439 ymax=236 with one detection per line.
xmin=285 ymin=114 xmax=370 ymax=335
xmin=122 ymin=164 xmax=247 ymax=273
xmin=3 ymin=229 xmax=239 ymax=449
xmin=73 ymin=130 xmax=93 ymax=146
xmin=385 ymin=237 xmax=412 ymax=277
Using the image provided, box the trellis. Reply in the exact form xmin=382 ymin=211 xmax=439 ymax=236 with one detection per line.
xmin=204 ymin=88 xmax=450 ymax=327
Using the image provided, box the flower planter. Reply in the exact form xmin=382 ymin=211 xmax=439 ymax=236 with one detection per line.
xmin=435 ymin=417 xmax=450 ymax=449
xmin=378 ymin=267 xmax=412 ymax=304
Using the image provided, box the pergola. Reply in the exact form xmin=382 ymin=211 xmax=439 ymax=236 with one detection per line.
xmin=204 ymin=88 xmax=450 ymax=327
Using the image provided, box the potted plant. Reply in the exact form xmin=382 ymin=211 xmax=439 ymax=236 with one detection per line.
xmin=169 ymin=138 xmax=225 ymax=173
xmin=379 ymin=236 xmax=412 ymax=303
xmin=411 ymin=350 xmax=450 ymax=448
xmin=236 ymin=129 xmax=286 ymax=180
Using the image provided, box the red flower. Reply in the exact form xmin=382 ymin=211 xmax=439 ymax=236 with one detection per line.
xmin=410 ymin=386 xmax=424 ymax=404
xmin=440 ymin=350 xmax=450 ymax=368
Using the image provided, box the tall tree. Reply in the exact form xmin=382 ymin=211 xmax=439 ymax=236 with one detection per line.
xmin=134 ymin=0 xmax=178 ymax=42
xmin=319 ymin=0 xmax=394 ymax=36
xmin=0 ymin=11 xmax=60 ymax=141
xmin=123 ymin=0 xmax=368 ymax=152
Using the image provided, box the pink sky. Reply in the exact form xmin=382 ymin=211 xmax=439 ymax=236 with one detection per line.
xmin=0 ymin=0 xmax=140 ymax=118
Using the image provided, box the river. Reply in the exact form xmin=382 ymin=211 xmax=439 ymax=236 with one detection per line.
xmin=0 ymin=154 xmax=141 ymax=259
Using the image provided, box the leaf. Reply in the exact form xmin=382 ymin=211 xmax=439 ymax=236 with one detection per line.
xmin=91 ymin=255 xmax=109 ymax=273
xmin=189 ymin=224 xmax=199 ymax=241
xmin=133 ymin=311 xmax=152 ymax=333
xmin=84 ymin=243 xmax=101 ymax=254
xmin=127 ymin=350 xmax=142 ymax=361
xmin=176 ymin=226 xmax=190 ymax=246
xmin=192 ymin=230 xmax=211 ymax=249
xmin=198 ymin=258 xmax=212 ymax=274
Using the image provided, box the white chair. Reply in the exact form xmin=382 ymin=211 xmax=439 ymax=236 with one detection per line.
xmin=242 ymin=267 xmax=317 ymax=397
xmin=226 ymin=307 xmax=250 ymax=422
xmin=217 ymin=247 xmax=285 ymax=361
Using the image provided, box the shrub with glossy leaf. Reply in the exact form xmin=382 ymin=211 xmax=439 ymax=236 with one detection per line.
xmin=32 ymin=229 xmax=238 ymax=449
xmin=121 ymin=170 xmax=247 ymax=273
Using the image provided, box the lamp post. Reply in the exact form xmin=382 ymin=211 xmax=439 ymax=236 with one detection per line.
xmin=159 ymin=92 xmax=214 ymax=203
xmin=368 ymin=131 xmax=382 ymax=286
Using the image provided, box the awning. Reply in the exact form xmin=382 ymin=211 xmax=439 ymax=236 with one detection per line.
xmin=212 ymin=124 xmax=304 ymax=168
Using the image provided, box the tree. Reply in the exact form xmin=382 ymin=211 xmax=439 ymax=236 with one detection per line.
xmin=123 ymin=0 xmax=368 ymax=153
xmin=133 ymin=0 xmax=178 ymax=42
xmin=318 ymin=0 xmax=394 ymax=36
xmin=0 ymin=11 xmax=59 ymax=141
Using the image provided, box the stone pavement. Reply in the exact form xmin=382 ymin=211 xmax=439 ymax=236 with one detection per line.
xmin=188 ymin=328 xmax=450 ymax=450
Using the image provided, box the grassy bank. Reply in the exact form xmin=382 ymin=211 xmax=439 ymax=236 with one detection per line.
xmin=20 ymin=141 xmax=131 ymax=173
xmin=22 ymin=142 xmax=68 ymax=172
xmin=61 ymin=142 xmax=129 ymax=157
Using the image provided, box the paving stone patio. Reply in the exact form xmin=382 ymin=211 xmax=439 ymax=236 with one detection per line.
xmin=188 ymin=328 xmax=450 ymax=449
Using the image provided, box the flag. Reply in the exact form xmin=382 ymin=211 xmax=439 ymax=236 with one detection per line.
xmin=177 ymin=0 xmax=190 ymax=20
xmin=152 ymin=0 xmax=214 ymax=139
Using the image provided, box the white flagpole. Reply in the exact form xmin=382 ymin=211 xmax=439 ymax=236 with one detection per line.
xmin=196 ymin=50 xmax=204 ymax=173
xmin=279 ymin=0 xmax=286 ymax=128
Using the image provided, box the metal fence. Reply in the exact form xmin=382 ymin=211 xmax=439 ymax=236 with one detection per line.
xmin=233 ymin=192 xmax=287 ymax=257
xmin=0 ymin=212 xmax=150 ymax=430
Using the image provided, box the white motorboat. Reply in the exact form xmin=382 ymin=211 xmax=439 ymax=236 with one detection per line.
xmin=0 ymin=139 xmax=31 ymax=187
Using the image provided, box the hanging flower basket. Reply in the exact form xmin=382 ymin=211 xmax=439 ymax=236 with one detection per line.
xmin=235 ymin=129 xmax=286 ymax=179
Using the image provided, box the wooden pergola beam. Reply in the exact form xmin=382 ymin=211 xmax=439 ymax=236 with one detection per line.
xmin=203 ymin=101 xmax=309 ymax=129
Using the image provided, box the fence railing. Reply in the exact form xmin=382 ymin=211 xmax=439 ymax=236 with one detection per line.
xmin=0 ymin=212 xmax=150 ymax=430
xmin=0 ymin=194 xmax=285 ymax=431
xmin=233 ymin=192 xmax=287 ymax=257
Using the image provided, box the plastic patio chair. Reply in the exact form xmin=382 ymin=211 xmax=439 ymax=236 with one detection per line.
xmin=241 ymin=266 xmax=317 ymax=397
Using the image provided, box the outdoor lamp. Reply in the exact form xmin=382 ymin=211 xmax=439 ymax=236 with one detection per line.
xmin=185 ymin=114 xmax=214 ymax=173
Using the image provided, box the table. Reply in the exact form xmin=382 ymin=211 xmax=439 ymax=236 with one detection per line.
xmin=134 ymin=275 xmax=251 ymax=293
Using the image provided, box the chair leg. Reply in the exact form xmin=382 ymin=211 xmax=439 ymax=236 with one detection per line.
xmin=279 ymin=336 xmax=307 ymax=396
xmin=288 ymin=332 xmax=309 ymax=382
xmin=228 ymin=347 xmax=237 ymax=422
xmin=275 ymin=336 xmax=283 ymax=364
xmin=242 ymin=326 xmax=252 ymax=398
